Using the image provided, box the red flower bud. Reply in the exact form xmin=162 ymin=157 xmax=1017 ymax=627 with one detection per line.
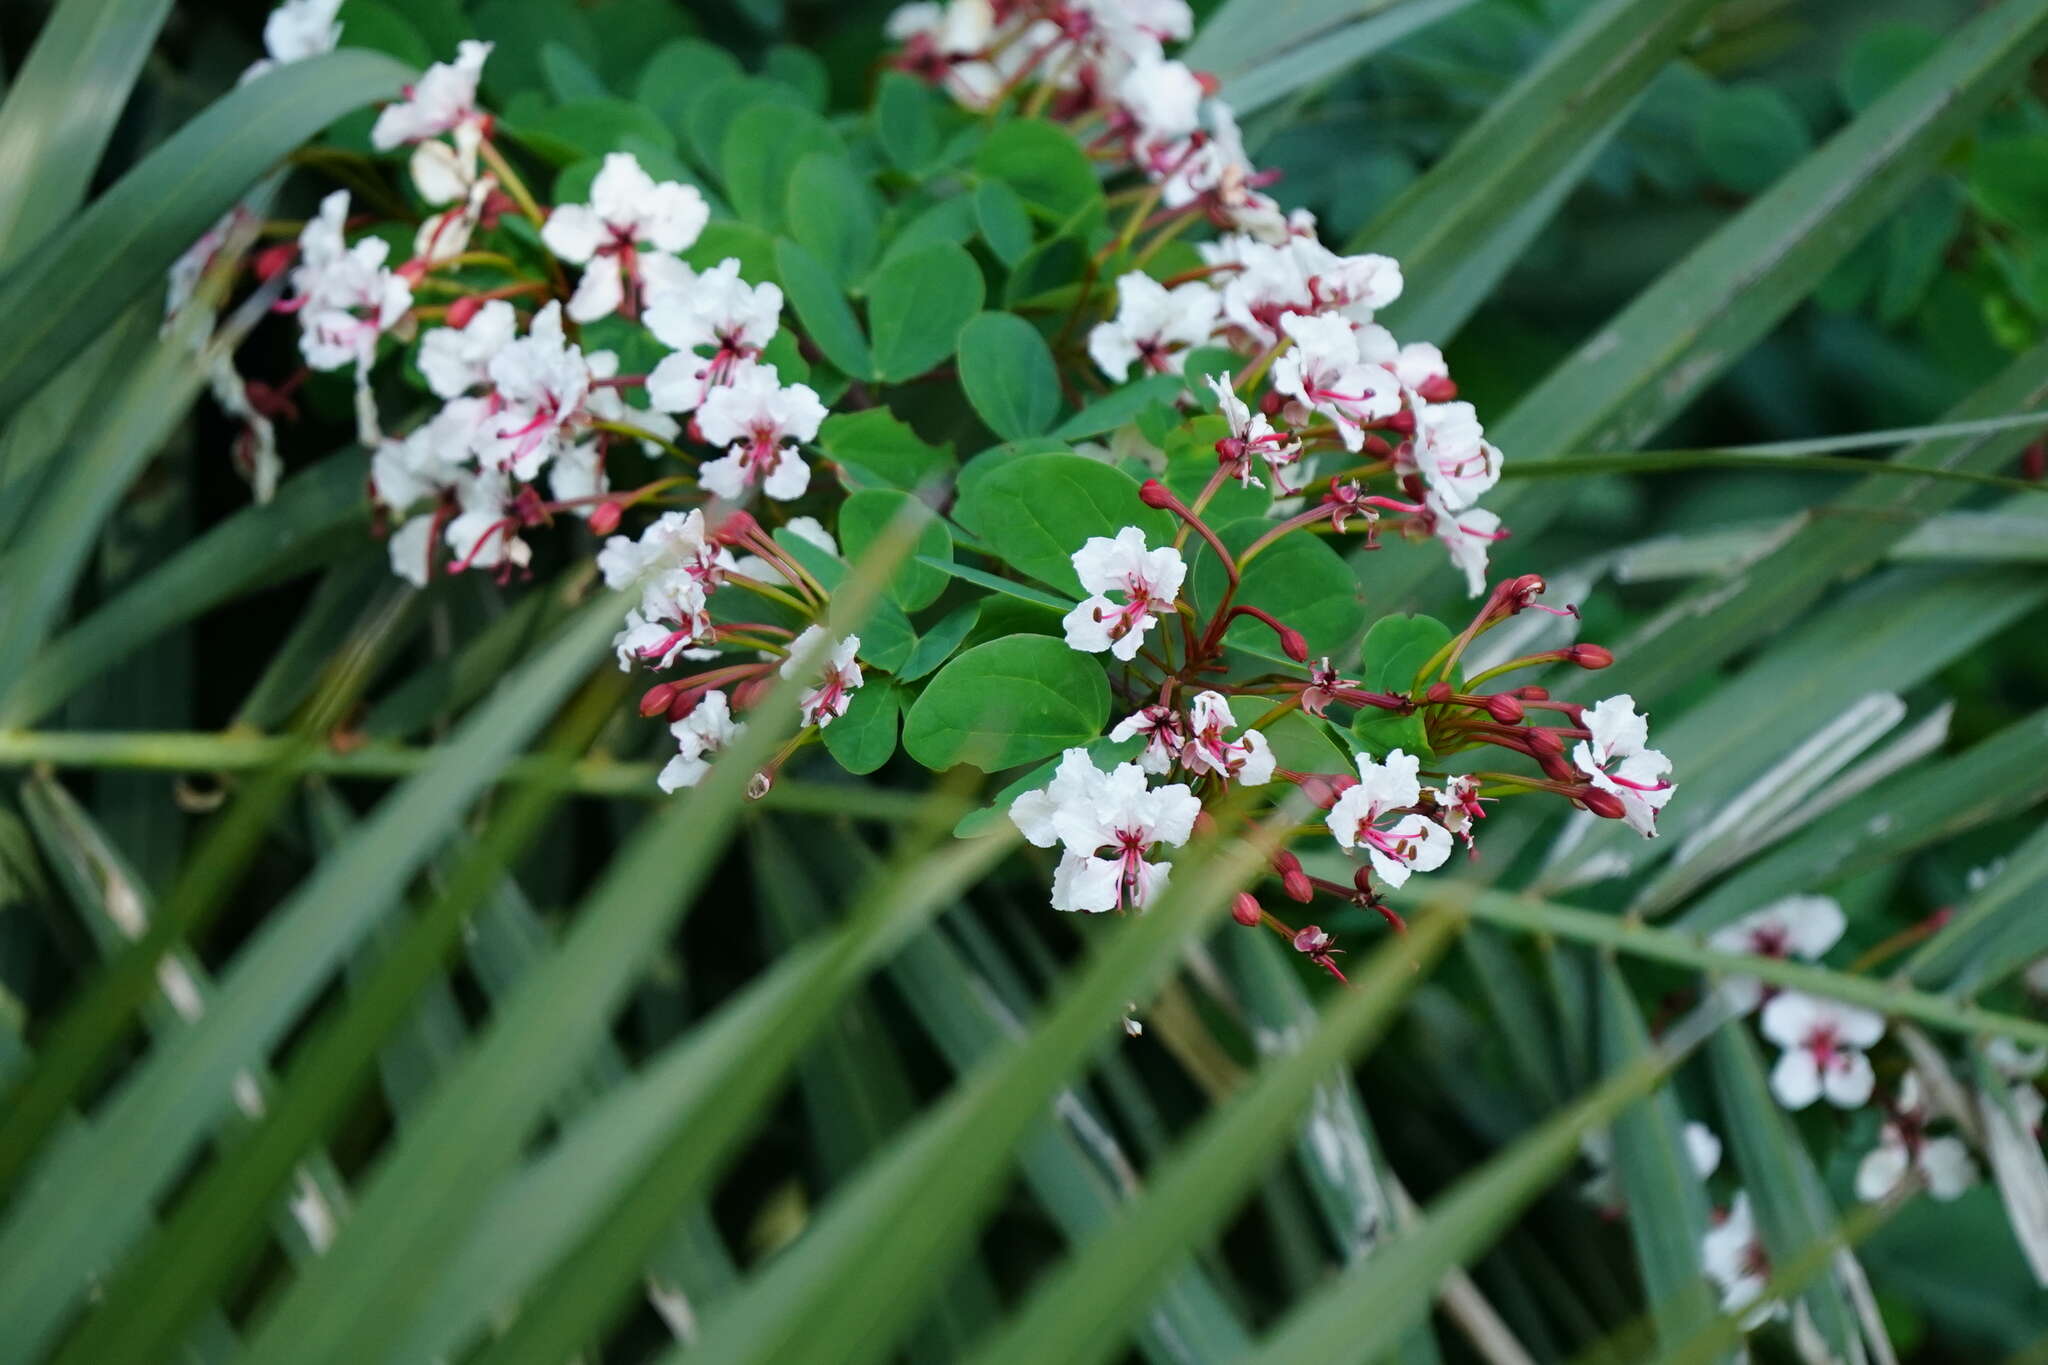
xmin=1295 ymin=773 xmax=1356 ymax=809
xmin=1424 ymin=681 xmax=1452 ymax=704
xmin=1383 ymin=410 xmax=1416 ymax=435
xmin=445 ymin=294 xmax=485 ymax=329
xmin=1517 ymin=685 xmax=1550 ymax=701
xmin=1566 ymin=643 xmax=1614 ymax=669
xmin=713 ymin=508 xmax=761 ymax=544
xmin=587 ymin=500 xmax=624 ymax=535
xmin=1276 ymin=624 xmax=1309 ymax=662
xmin=732 ymin=674 xmax=776 ymax=712
xmin=1538 ymin=752 xmax=1576 ymax=782
xmin=1361 ymin=433 xmax=1392 ymax=457
xmin=1138 ymin=478 xmax=1175 ymax=510
xmin=639 ymin=683 xmax=680 ymax=718
xmin=1272 ymin=849 xmax=1302 ymax=877
xmin=1484 ymin=693 xmax=1524 ymax=724
xmin=253 ymin=242 xmax=297 ymax=281
xmin=1282 ymin=869 xmax=1315 ymax=903
xmin=1259 ymin=389 xmax=1285 ymax=417
xmin=1524 ymin=728 xmax=1564 ymax=757
xmin=1416 ymin=375 xmax=1458 ymax=403
xmin=1578 ymin=787 xmax=1627 ymax=820
xmin=1232 ymin=891 xmax=1263 ymax=927
xmin=1194 ymin=70 xmax=1221 ymax=96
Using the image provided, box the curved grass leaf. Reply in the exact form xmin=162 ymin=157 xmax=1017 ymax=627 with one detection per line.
xmin=0 ymin=0 xmax=175 ymax=262
xmin=0 ymin=48 xmax=413 ymax=416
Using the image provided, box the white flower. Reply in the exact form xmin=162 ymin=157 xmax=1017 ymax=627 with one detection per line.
xmin=1325 ymin=750 xmax=1452 ymax=889
xmin=1116 ymin=55 xmax=1205 ymax=142
xmin=1011 ymin=750 xmax=1200 ymax=914
xmin=548 ymin=441 xmax=608 ymax=510
xmin=240 ymin=0 xmax=342 ymax=83
xmin=290 ymin=190 xmax=414 ymax=375
xmin=1272 ymin=311 xmax=1400 ymax=451
xmin=645 ymin=258 xmax=784 ymax=413
xmin=596 ymin=508 xmax=734 ymax=593
xmin=694 ymin=361 xmax=825 ymax=502
xmin=443 ymin=470 xmax=531 ymax=576
xmin=885 ymin=0 xmax=1009 ymax=108
xmin=1708 ymin=895 xmax=1846 ymax=1013
xmin=1144 ymin=104 xmax=1283 ymax=240
xmin=371 ymin=404 xmax=472 ymax=513
xmin=1087 ymin=272 xmax=1219 ymax=381
xmin=782 ymin=626 xmax=863 ymax=728
xmin=542 ymin=152 xmax=711 ymax=323
xmin=658 ymin=691 xmax=745 ymax=793
xmin=1109 ymin=704 xmax=1184 ymax=775
xmin=472 ymin=302 xmax=591 ymax=480
xmin=1179 ymin=691 xmax=1274 ymax=786
xmin=1759 ymin=991 xmax=1885 ymax=1110
xmin=1419 ymin=492 xmax=1503 ymax=598
xmin=582 ymin=347 xmax=679 ymax=456
xmin=418 ymin=298 xmax=518 ymax=399
xmin=1062 ymin=527 xmax=1186 ymax=662
xmin=1422 ymin=773 xmax=1486 ymax=848
xmin=614 ymin=572 xmax=715 ymax=672
xmin=386 ymin=515 xmax=438 ymax=588
xmin=1207 ymin=370 xmax=1302 ymax=491
xmin=371 ymin=41 xmax=492 ymax=149
xmin=1986 ymin=1035 xmax=2048 ymax=1080
xmin=1854 ymin=1073 xmax=1977 ymax=1202
xmin=1403 ymin=401 xmax=1500 ymax=511
xmin=1702 ymin=1193 xmax=1784 ymax=1328
xmin=1572 ymin=694 xmax=1675 ymax=837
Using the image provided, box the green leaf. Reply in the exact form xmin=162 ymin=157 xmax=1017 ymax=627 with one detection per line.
xmin=822 ymin=682 xmax=903 ymax=775
xmin=1904 ymin=819 xmax=2048 ymax=992
xmin=899 ymin=604 xmax=981 ymax=683
xmin=1841 ymin=21 xmax=1941 ymax=113
xmin=720 ymin=102 xmax=842 ymax=235
xmin=505 ymin=97 xmax=675 ymax=166
xmin=1188 ymin=518 xmax=1367 ymax=662
xmin=1969 ymin=135 xmax=2048 ymax=236
xmin=686 ymin=74 xmax=805 ymax=177
xmin=867 ymin=242 xmax=986 ymax=383
xmin=761 ymin=45 xmax=829 ymax=110
xmin=958 ymin=312 xmax=1062 ymax=441
xmin=972 ymin=119 xmax=1102 ymax=229
xmin=771 ymin=530 xmax=919 ymax=674
xmin=1201 ymin=0 xmax=1480 ymax=116
xmin=974 ymin=180 xmax=1035 ymax=266
xmin=1053 ymin=373 xmax=1187 ymax=442
xmin=787 ymin=152 xmax=880 ymax=284
xmin=472 ymin=0 xmax=596 ymax=96
xmin=1695 ymin=84 xmax=1813 ymax=196
xmin=685 ymin=219 xmax=780 ymax=285
xmin=953 ymin=451 xmax=1172 ymax=597
xmin=1880 ymin=179 xmax=1964 ymax=325
xmin=0 ymin=48 xmax=411 ymax=419
xmin=1594 ymin=960 xmax=1719 ymax=1355
xmin=1347 ymin=614 xmax=1453 ymax=761
xmin=540 ymin=39 xmax=610 ymax=100
xmin=875 ymin=71 xmax=944 ymax=175
xmin=840 ymin=489 xmax=952 ymax=611
xmin=816 ymin=408 xmax=956 ymax=491
xmin=634 ymin=39 xmax=742 ymax=144
xmin=902 ymin=637 xmax=1109 ymax=772
xmin=775 ymin=238 xmax=873 ymax=380
xmin=0 ymin=0 xmax=174 ymax=264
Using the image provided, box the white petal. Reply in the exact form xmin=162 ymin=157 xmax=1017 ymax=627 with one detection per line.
xmin=1770 ymin=1049 xmax=1823 ymax=1110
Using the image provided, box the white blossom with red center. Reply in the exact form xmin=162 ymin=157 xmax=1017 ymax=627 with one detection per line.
xmin=1178 ymin=691 xmax=1274 ymax=786
xmin=370 ymin=40 xmax=492 ymax=148
xmin=1086 ymin=271 xmax=1220 ymax=381
xmin=1701 ymin=1192 xmax=1784 ymax=1328
xmin=1207 ymin=372 xmax=1301 ymax=491
xmin=286 ymin=191 xmax=414 ymax=440
xmin=613 ymin=575 xmax=716 ymax=672
xmin=1707 ymin=894 xmax=1846 ymax=1013
xmin=1855 ymin=1072 xmax=1977 ymax=1202
xmin=1401 ymin=401 xmax=1501 ymax=511
xmin=597 ymin=508 xmax=735 ymax=595
xmin=1272 ymin=311 xmax=1401 ymax=451
xmin=1109 ymin=703 xmax=1185 ymax=774
xmin=783 ymin=626 xmax=864 ymax=728
xmin=1423 ymin=774 xmax=1486 ymax=848
xmin=1062 ymin=526 xmax=1187 ymax=662
xmin=542 ymin=152 xmax=710 ymax=323
xmin=1325 ymin=749 xmax=1452 ymax=889
xmin=659 ymin=691 xmax=746 ymax=793
xmin=1759 ymin=990 xmax=1885 ymax=1110
xmin=1011 ymin=748 xmax=1200 ymax=914
xmin=694 ymin=361 xmax=826 ymax=503
xmin=1572 ymin=695 xmax=1675 ymax=837
xmin=646 ymin=258 xmax=785 ymax=414
xmin=239 ymin=0 xmax=342 ymax=84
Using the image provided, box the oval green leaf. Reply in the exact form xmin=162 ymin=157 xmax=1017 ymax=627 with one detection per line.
xmin=952 ymin=451 xmax=1173 ymax=598
xmin=903 ymin=636 xmax=1109 ymax=772
xmin=958 ymin=311 xmax=1061 ymax=441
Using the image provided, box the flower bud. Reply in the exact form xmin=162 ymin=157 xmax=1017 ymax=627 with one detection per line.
xmin=1417 ymin=375 xmax=1458 ymax=403
xmin=1538 ymin=752 xmax=1576 ymax=782
xmin=733 ymin=674 xmax=776 ymax=712
xmin=1383 ymin=410 xmax=1416 ymax=435
xmin=1138 ymin=478 xmax=1175 ymax=510
xmin=1578 ymin=787 xmax=1627 ymax=820
xmin=1361 ymin=434 xmax=1393 ymax=457
xmin=1232 ymin=892 xmax=1263 ymax=927
xmin=1295 ymin=772 xmax=1356 ymax=809
xmin=1259 ymin=389 xmax=1285 ymax=417
xmin=1276 ymin=624 xmax=1309 ymax=662
xmin=1194 ymin=70 xmax=1221 ymax=96
xmin=1424 ymin=681 xmax=1452 ymax=704
xmin=1484 ymin=693 xmax=1524 ymax=724
xmin=1524 ymin=728 xmax=1564 ymax=757
xmin=1566 ymin=643 xmax=1614 ymax=669
xmin=253 ymin=242 xmax=297 ymax=281
xmin=1516 ymin=685 xmax=1550 ymax=701
xmin=1283 ymin=869 xmax=1315 ymax=903
xmin=713 ymin=508 xmax=762 ymax=544
xmin=587 ymin=500 xmax=624 ymax=535
xmin=639 ymin=683 xmax=680 ymax=718
xmin=445 ymin=294 xmax=485 ymax=329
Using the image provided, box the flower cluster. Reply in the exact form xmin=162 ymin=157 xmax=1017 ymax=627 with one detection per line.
xmin=894 ymin=0 xmax=1509 ymax=593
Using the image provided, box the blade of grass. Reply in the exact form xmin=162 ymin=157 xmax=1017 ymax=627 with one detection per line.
xmin=0 ymin=596 xmax=622 ymax=1362
xmin=1901 ymin=819 xmax=2048 ymax=995
xmin=0 ymin=48 xmax=412 ymax=415
xmin=676 ymin=796 xmax=1307 ymax=1365
xmin=0 ymin=0 xmax=175 ymax=261
xmin=1 ymin=450 xmax=371 ymax=728
xmin=962 ymin=913 xmax=1457 ymax=1365
xmin=1220 ymin=0 xmax=1481 ymax=116
xmin=1501 ymin=450 xmax=2044 ymax=493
